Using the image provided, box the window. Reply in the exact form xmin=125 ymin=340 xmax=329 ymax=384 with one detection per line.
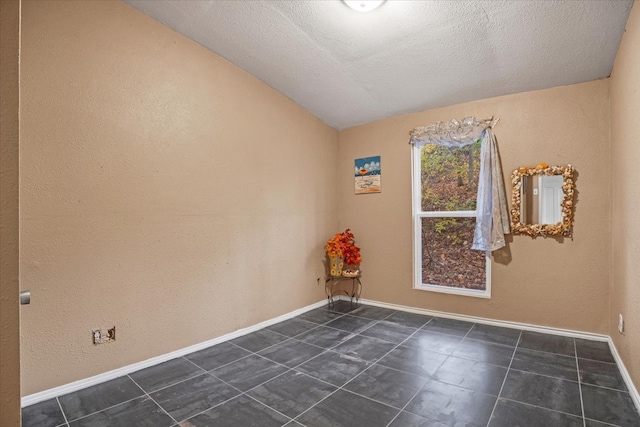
xmin=411 ymin=140 xmax=491 ymax=298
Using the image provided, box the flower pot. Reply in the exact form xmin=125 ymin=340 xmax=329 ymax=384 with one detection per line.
xmin=329 ymin=255 xmax=344 ymax=277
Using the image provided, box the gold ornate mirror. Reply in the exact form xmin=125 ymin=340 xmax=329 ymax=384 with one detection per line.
xmin=510 ymin=164 xmax=576 ymax=237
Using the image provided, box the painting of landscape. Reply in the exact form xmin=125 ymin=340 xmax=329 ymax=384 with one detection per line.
xmin=354 ymin=156 xmax=381 ymax=194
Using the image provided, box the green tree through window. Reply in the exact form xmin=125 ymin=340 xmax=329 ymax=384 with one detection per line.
xmin=415 ymin=141 xmax=488 ymax=292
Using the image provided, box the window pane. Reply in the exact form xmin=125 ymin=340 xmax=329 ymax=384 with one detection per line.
xmin=420 ymin=141 xmax=481 ymax=212
xmin=421 ymin=217 xmax=486 ymax=290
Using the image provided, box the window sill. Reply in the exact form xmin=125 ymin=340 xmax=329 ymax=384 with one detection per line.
xmin=413 ymin=283 xmax=491 ymax=299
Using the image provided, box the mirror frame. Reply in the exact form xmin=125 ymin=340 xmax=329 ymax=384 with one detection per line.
xmin=510 ymin=164 xmax=576 ymax=237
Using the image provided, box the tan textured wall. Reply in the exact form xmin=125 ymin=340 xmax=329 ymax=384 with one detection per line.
xmin=0 ymin=0 xmax=22 ymax=424
xmin=610 ymin=1 xmax=640 ymax=389
xmin=20 ymin=0 xmax=338 ymax=395
xmin=339 ymin=80 xmax=611 ymax=333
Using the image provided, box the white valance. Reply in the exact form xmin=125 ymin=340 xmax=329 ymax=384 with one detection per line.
xmin=409 ymin=117 xmax=510 ymax=252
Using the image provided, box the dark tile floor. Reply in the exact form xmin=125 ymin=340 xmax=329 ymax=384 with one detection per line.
xmin=22 ymin=301 xmax=640 ymax=427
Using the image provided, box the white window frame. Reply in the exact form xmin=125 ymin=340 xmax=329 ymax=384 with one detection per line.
xmin=411 ymin=144 xmax=491 ymax=299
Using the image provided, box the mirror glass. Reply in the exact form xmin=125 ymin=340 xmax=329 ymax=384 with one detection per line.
xmin=511 ymin=165 xmax=575 ymax=236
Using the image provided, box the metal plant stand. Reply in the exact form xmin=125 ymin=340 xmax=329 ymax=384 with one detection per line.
xmin=325 ymin=274 xmax=362 ymax=308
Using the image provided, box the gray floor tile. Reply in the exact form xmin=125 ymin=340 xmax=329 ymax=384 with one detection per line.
xmin=68 ymin=396 xmax=173 ymax=427
xmin=327 ymin=300 xmax=359 ymax=314
xmin=466 ymin=324 xmax=521 ymax=347
xmin=404 ymin=330 xmax=463 ymax=355
xmin=296 ymin=308 xmax=343 ymax=325
xmin=579 ymin=358 xmax=627 ymax=391
xmin=211 ymin=354 xmax=289 ymax=392
xmin=325 ymin=315 xmax=375 ymax=334
xmin=296 ymin=389 xmax=399 ymax=427
xmin=452 ymin=338 xmax=515 ymax=368
xmin=294 ymin=351 xmax=370 ymax=387
xmin=384 ymin=311 xmax=433 ymax=329
xmin=421 ymin=317 xmax=474 ymax=337
xmin=585 ymin=419 xmax=624 ymax=427
xmin=581 ymin=383 xmax=640 ymax=426
xmin=184 ymin=342 xmax=252 ymax=371
xmin=406 ymin=380 xmax=497 ymax=427
xmin=488 ymin=398 xmax=584 ymax=427
xmin=332 ymin=335 xmax=396 ymax=362
xmin=258 ymin=339 xmax=325 ymax=367
xmin=500 ymin=370 xmax=582 ymax=416
xmin=349 ymin=305 xmax=396 ymax=320
xmin=129 ymin=358 xmax=204 ymax=393
xmin=433 ymin=356 xmax=507 ymax=396
xmin=58 ymin=376 xmax=144 ymax=421
xmin=576 ymin=339 xmax=616 ymax=363
xmin=377 ymin=344 xmax=448 ymax=378
xmin=360 ymin=320 xmax=417 ymax=344
xmin=182 ymin=395 xmax=289 ymax=427
xmin=150 ymin=373 xmax=240 ymax=422
xmin=30 ymin=313 xmax=639 ymax=426
xmin=511 ymin=347 xmax=578 ymax=381
xmin=22 ymin=398 xmax=66 ymax=427
xmin=518 ymin=331 xmax=575 ymax=356
xmin=267 ymin=318 xmax=319 ymax=337
xmin=344 ymin=364 xmax=428 ymax=408
xmin=230 ymin=329 xmax=289 ymax=353
xmin=389 ymin=411 xmax=447 ymax=426
xmin=247 ymin=370 xmax=336 ymax=418
xmin=295 ymin=326 xmax=354 ymax=349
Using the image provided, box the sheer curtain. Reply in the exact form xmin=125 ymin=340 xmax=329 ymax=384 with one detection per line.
xmin=409 ymin=117 xmax=510 ymax=252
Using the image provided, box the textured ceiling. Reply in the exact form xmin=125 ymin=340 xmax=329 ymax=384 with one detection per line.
xmin=124 ymin=0 xmax=633 ymax=130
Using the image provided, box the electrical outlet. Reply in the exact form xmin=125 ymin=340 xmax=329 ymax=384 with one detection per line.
xmin=92 ymin=326 xmax=116 ymax=345
xmin=618 ymin=314 xmax=624 ymax=334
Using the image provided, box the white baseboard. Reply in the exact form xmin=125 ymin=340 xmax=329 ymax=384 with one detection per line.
xmin=23 ymin=296 xmax=639 ymax=416
xmin=21 ymin=299 xmax=328 ymax=407
xmin=608 ymin=336 xmax=640 ymax=412
xmin=351 ymin=296 xmax=639 ymax=412
xmin=351 ymin=296 xmax=610 ymax=341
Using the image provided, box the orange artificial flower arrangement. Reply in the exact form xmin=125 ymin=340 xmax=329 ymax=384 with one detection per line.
xmin=325 ymin=229 xmax=362 ymax=266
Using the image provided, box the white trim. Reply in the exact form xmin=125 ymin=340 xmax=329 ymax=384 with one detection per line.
xmin=350 ymin=296 xmax=639 ymax=413
xmin=21 ymin=299 xmax=328 ymax=407
xmin=411 ymin=144 xmax=491 ymax=299
xmin=351 ymin=296 xmax=610 ymax=341
xmin=417 ymin=211 xmax=477 ymax=218
xmin=608 ymin=337 xmax=640 ymax=413
xmin=23 ymin=297 xmax=640 ymax=416
xmin=414 ymin=282 xmax=491 ymax=299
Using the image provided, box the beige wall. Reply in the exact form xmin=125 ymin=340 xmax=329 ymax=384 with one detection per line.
xmin=0 ymin=0 xmax=21 ymax=424
xmin=339 ymin=80 xmax=611 ymax=334
xmin=20 ymin=0 xmax=338 ymax=395
xmin=610 ymin=1 xmax=640 ymax=389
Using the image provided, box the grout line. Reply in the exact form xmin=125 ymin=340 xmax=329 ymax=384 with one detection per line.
xmin=59 ymin=392 xmax=143 ymax=424
xmin=575 ymin=340 xmax=587 ymax=427
xmin=127 ymin=375 xmax=179 ymax=426
xmin=485 ymin=330 xmax=522 ymax=427
xmin=173 ymin=393 xmax=240 ymax=424
xmin=55 ymin=396 xmax=70 ymax=426
xmin=146 ymin=391 xmax=179 ymax=426
xmin=496 ymin=397 xmax=588 ymax=420
xmin=384 ymin=371 xmax=433 ymax=426
xmin=506 ymin=367 xmax=580 ymax=384
xmin=583 ymin=417 xmax=629 ymax=427
xmin=242 ymin=394 xmax=295 ymax=424
xmin=43 ymin=304 xmax=631 ymax=427
xmin=171 ymin=370 xmax=254 ymax=423
xmin=292 ymin=310 xmax=440 ymax=424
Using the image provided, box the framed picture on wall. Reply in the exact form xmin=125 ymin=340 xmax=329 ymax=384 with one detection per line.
xmin=354 ymin=156 xmax=381 ymax=194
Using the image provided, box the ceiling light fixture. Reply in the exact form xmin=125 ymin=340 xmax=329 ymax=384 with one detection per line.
xmin=342 ymin=0 xmax=386 ymax=12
